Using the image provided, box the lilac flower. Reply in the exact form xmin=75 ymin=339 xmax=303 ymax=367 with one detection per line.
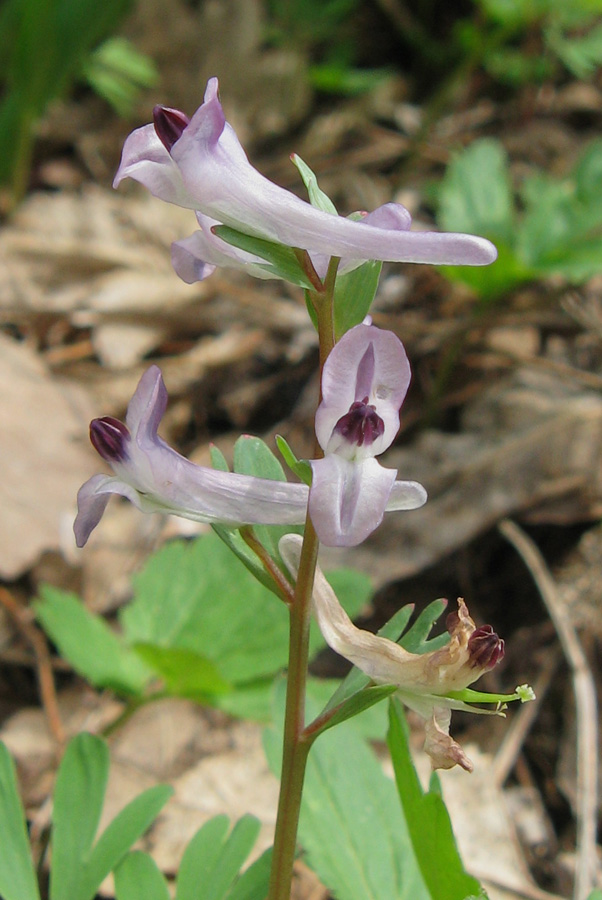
xmin=308 ymin=321 xmax=426 ymax=546
xmin=113 ymin=78 xmax=497 ymax=284
xmin=279 ymin=533 xmax=506 ymax=771
xmin=74 ymin=359 xmax=425 ymax=548
xmin=74 ymin=366 xmax=309 ymax=548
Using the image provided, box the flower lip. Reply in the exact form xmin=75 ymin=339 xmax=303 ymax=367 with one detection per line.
xmin=90 ymin=416 xmax=130 ymax=463
xmin=153 ymin=106 xmax=190 ymax=152
xmin=333 ymin=397 xmax=385 ymax=449
xmin=467 ymin=624 xmax=505 ymax=670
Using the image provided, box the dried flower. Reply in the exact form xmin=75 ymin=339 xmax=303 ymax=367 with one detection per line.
xmin=280 ymin=533 xmax=506 ymax=771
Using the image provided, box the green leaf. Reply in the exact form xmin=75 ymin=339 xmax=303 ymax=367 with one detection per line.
xmin=265 ymin=707 xmax=429 ymax=900
xmin=133 ymin=644 xmax=232 ymax=698
xmin=387 ymin=700 xmax=484 ymax=900
xmin=83 ymin=37 xmax=157 ymax=116
xmin=0 ymin=743 xmax=40 ymax=900
xmin=213 ymin=226 xmax=315 ymax=289
xmin=275 ymin=435 xmax=312 ymax=485
xmin=114 ymin=852 xmax=170 ymax=900
xmin=81 ymin=784 xmax=172 ymax=899
xmin=175 ymin=815 xmax=261 ymax=900
xmin=333 ymin=259 xmax=382 ymax=339
xmin=120 ymin=533 xmax=369 ymax=713
xmin=438 ymin=139 xmax=515 ymax=247
xmin=209 ymin=441 xmax=300 ymax=595
xmin=290 ymin=154 xmax=338 ymax=214
xmin=226 ymin=847 xmax=272 ymax=900
xmin=399 ymin=599 xmax=449 ymax=654
xmin=35 ymin=586 xmax=151 ymax=695
xmin=50 ymin=733 xmax=172 ymax=900
xmin=121 ymin=535 xmax=291 ymax=685
xmin=50 ymin=733 xmax=109 ymax=900
xmin=232 ymin=435 xmax=303 ymax=559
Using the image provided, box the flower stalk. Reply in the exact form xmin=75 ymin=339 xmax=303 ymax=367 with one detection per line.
xmin=267 ymin=517 xmax=319 ymax=900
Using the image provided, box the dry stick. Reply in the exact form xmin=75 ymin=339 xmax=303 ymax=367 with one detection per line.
xmin=498 ymin=519 xmax=600 ymax=900
xmin=0 ymin=586 xmax=66 ymax=748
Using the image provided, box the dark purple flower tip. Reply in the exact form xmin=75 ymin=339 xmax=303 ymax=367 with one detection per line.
xmin=153 ymin=106 xmax=190 ymax=152
xmin=334 ymin=397 xmax=385 ymax=448
xmin=468 ymin=624 xmax=505 ymax=670
xmin=90 ymin=417 xmax=130 ymax=463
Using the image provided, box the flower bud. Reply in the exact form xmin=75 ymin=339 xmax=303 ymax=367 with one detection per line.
xmin=468 ymin=625 xmax=505 ymax=670
xmin=153 ymin=106 xmax=190 ymax=151
xmin=90 ymin=417 xmax=130 ymax=463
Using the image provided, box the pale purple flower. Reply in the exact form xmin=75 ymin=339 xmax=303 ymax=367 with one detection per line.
xmin=279 ymin=533 xmax=505 ymax=771
xmin=113 ymin=78 xmax=497 ymax=284
xmin=309 ymin=322 xmax=426 ymax=546
xmin=74 ymin=359 xmax=425 ymax=548
xmin=74 ymin=366 xmax=309 ymax=548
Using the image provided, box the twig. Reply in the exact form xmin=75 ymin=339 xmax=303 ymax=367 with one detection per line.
xmin=240 ymin=527 xmax=295 ymax=605
xmin=0 ymin=586 xmax=66 ymax=749
xmin=498 ymin=519 xmax=600 ymax=900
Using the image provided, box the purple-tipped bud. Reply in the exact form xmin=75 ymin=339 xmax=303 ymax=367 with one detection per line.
xmin=153 ymin=106 xmax=190 ymax=152
xmin=333 ymin=397 xmax=385 ymax=448
xmin=90 ymin=417 xmax=130 ymax=463
xmin=468 ymin=625 xmax=505 ymax=671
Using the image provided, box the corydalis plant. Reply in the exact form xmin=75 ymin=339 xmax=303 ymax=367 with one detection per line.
xmin=113 ymin=77 xmax=497 ymax=286
xmin=75 ymin=323 xmax=426 ymax=548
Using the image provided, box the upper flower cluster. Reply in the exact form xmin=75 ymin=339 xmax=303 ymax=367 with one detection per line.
xmin=114 ymin=77 xmax=497 ymax=285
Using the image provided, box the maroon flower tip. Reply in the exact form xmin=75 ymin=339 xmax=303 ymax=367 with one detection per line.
xmin=468 ymin=624 xmax=505 ymax=670
xmin=334 ymin=397 xmax=385 ymax=448
xmin=153 ymin=106 xmax=190 ymax=152
xmin=90 ymin=417 xmax=130 ymax=463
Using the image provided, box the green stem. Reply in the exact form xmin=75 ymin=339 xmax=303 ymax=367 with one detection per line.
xmin=267 ymin=254 xmax=339 ymax=900
xmin=267 ymin=519 xmax=319 ymax=900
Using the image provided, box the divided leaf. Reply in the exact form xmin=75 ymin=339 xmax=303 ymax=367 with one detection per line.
xmin=387 ymin=701 xmax=484 ymax=900
xmin=0 ymin=743 xmax=40 ymax=900
xmin=50 ymin=733 xmax=172 ymax=900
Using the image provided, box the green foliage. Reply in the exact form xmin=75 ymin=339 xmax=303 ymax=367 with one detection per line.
xmin=265 ymin=686 xmax=483 ymax=900
xmin=82 ymin=37 xmax=158 ymax=117
xmin=1 ymin=735 xmax=267 ymax=900
xmin=0 ymin=744 xmax=40 ymax=900
xmin=387 ymin=701 xmax=484 ymax=900
xmin=0 ymin=734 xmax=171 ymax=900
xmin=50 ymin=734 xmax=172 ymax=900
xmin=36 ymin=528 xmax=372 ymax=721
xmin=35 ymin=585 xmax=152 ymax=695
xmin=114 ymin=852 xmax=171 ymax=900
xmin=213 ymin=226 xmax=316 ymax=289
xmin=114 ymin=816 xmax=271 ymax=900
xmin=459 ymin=0 xmax=602 ymax=84
xmin=0 ymin=0 xmax=155 ymax=205
xmin=437 ymin=137 xmax=602 ymax=299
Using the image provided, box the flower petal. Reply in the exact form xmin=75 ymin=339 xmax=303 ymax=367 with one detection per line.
xmin=315 ymin=323 xmax=410 ymax=457
xmin=385 ymin=480 xmax=427 ymax=510
xmin=113 ymin=124 xmax=199 ymax=209
xmin=116 ymin=77 xmax=497 ymax=268
xmin=171 ymin=213 xmax=279 ymax=284
xmin=309 ymin=456 xmax=396 ymax=546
